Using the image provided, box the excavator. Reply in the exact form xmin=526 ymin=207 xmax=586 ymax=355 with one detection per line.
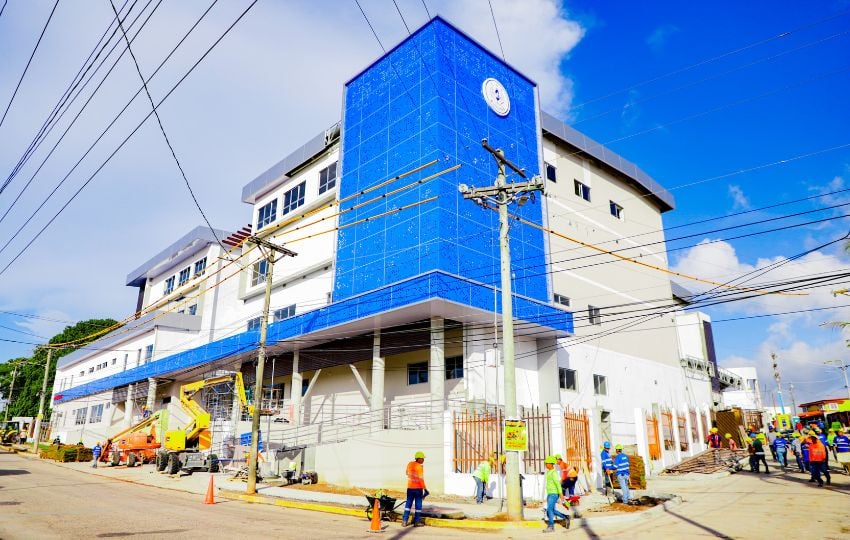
xmin=100 ymin=409 xmax=169 ymax=467
xmin=156 ymin=372 xmax=253 ymax=475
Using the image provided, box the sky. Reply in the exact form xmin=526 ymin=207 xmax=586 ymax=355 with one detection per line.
xmin=0 ymin=0 xmax=848 ymax=406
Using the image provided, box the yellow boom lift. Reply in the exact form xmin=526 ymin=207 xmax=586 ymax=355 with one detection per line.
xmin=155 ymin=372 xmax=253 ymax=475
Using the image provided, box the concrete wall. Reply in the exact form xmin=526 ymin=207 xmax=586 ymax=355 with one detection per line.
xmin=315 ymin=428 xmax=444 ymax=492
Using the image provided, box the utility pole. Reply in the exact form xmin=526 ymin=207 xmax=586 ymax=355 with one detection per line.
xmin=460 ymin=139 xmax=543 ymax=521
xmin=824 ymin=359 xmax=850 ymax=401
xmin=788 ymin=383 xmax=797 ymax=416
xmin=771 ymin=353 xmax=786 ymax=416
xmin=3 ymin=361 xmax=19 ymax=423
xmin=245 ymin=235 xmax=296 ymax=495
xmin=32 ymin=347 xmax=54 ymax=452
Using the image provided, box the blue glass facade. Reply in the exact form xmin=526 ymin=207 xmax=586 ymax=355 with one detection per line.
xmin=335 ymin=17 xmax=549 ymax=304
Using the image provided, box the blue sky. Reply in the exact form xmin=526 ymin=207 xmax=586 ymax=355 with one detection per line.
xmin=0 ymin=0 xmax=848 ymax=404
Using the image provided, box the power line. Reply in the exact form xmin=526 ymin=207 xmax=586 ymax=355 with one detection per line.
xmin=0 ymin=0 xmax=61 ymax=130
xmin=390 ymin=0 xmax=411 ymax=34
xmin=0 ymin=0 xmax=138 ymax=196
xmin=107 ymin=0 xmax=230 ymax=258
xmin=486 ymin=0 xmax=506 ymax=62
xmin=0 ymin=0 xmax=256 ymax=275
xmin=353 ymin=0 xmax=385 ymax=52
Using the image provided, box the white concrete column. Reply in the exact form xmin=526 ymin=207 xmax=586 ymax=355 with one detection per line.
xmin=550 ymin=403 xmax=565 ymax=458
xmin=695 ymin=408 xmax=706 ymax=452
xmin=443 ymin=409 xmax=453 ymax=488
xmin=682 ymin=403 xmax=695 ymax=457
xmin=291 ymin=351 xmax=302 ymax=426
xmin=671 ymin=407 xmax=682 ymax=464
xmin=145 ymin=378 xmax=157 ymax=410
xmin=430 ymin=316 xmax=445 ymax=426
xmin=587 ymin=407 xmax=602 ymax=489
xmin=634 ymin=408 xmax=651 ymax=475
xmin=370 ymin=331 xmax=384 ymax=432
xmin=124 ymin=383 xmax=135 ymax=427
xmin=704 ymin=404 xmax=713 ymax=436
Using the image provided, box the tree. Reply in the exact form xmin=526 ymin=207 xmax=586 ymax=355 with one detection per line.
xmin=0 ymin=319 xmax=118 ymax=419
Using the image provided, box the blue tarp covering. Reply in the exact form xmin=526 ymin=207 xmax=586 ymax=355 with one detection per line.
xmin=55 ymin=270 xmax=572 ymax=404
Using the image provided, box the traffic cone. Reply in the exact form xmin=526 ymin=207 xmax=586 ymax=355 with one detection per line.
xmin=368 ymin=497 xmax=383 ymax=533
xmin=204 ymin=475 xmax=215 ymax=505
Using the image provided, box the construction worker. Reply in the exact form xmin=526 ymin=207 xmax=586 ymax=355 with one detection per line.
xmin=92 ymin=442 xmax=102 ymax=468
xmin=751 ymin=433 xmax=769 ymax=473
xmin=773 ymin=431 xmax=788 ymax=469
xmin=834 ymin=428 xmax=850 ymax=454
xmin=807 ymin=434 xmax=829 ymax=487
xmin=471 ymin=455 xmax=493 ymax=504
xmin=767 ymin=425 xmax=777 ymax=461
xmin=402 ymin=451 xmax=426 ymax=527
xmin=600 ymin=442 xmax=614 ymax=491
xmin=613 ymin=444 xmax=631 ymax=504
xmin=707 ymin=427 xmax=722 ymax=449
xmin=827 ymin=429 xmax=838 ymax=460
xmin=542 ymin=456 xmax=568 ymax=533
xmin=724 ymin=433 xmax=738 ymax=450
xmin=791 ymin=433 xmax=805 ymax=472
xmin=557 ymin=454 xmax=578 ymax=496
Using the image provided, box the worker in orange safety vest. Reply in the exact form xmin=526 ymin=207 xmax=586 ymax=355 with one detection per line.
xmin=402 ymin=451 xmax=427 ymax=527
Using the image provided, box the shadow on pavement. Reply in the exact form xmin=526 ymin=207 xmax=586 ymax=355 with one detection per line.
xmin=663 ymin=507 xmax=733 ymax=539
xmin=96 ymin=529 xmax=189 ymax=537
xmin=0 ymin=469 xmax=30 ymax=476
xmin=751 ymin=469 xmax=850 ymax=496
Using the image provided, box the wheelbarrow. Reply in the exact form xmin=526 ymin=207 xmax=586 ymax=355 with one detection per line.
xmin=365 ymin=495 xmax=404 ymax=522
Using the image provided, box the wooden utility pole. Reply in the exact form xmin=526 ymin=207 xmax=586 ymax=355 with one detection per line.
xmin=3 ymin=362 xmax=19 ymax=423
xmin=32 ymin=347 xmax=54 ymax=452
xmin=245 ymin=235 xmax=296 ymax=495
xmin=459 ymin=139 xmax=543 ymax=521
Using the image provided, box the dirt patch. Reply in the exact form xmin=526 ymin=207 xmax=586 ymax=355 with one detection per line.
xmin=585 ymin=496 xmax=665 ymax=514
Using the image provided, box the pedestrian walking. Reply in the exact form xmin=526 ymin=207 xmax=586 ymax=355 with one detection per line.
xmin=725 ymin=433 xmax=738 ymax=450
xmin=807 ymin=434 xmax=830 ymax=487
xmin=542 ymin=456 xmax=568 ymax=533
xmin=767 ymin=426 xmax=778 ymax=461
xmin=827 ymin=429 xmax=838 ymax=460
xmin=92 ymin=442 xmax=102 ymax=468
xmin=471 ymin=456 xmax=493 ymax=504
xmin=774 ymin=432 xmax=788 ymax=469
xmin=791 ymin=433 xmax=805 ymax=472
xmin=752 ymin=434 xmax=769 ymax=473
xmin=402 ymin=451 xmax=427 ymax=527
xmin=613 ymin=444 xmax=631 ymax=504
xmin=600 ymin=441 xmax=615 ymax=492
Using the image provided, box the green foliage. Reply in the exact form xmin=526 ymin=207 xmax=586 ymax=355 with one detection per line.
xmin=0 ymin=318 xmax=118 ymax=418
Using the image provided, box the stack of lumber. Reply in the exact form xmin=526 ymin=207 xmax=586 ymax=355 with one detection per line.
xmin=39 ymin=445 xmax=94 ymax=462
xmin=627 ymin=455 xmax=647 ymax=488
xmin=661 ymin=448 xmax=747 ymax=475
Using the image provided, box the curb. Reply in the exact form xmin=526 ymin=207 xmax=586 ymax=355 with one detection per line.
xmin=218 ymin=489 xmax=684 ymax=531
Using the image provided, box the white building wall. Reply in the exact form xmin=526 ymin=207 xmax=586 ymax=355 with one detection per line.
xmin=722 ymin=367 xmax=762 ymax=409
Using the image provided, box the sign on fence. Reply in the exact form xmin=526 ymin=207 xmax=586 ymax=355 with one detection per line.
xmin=503 ymin=419 xmax=528 ymax=452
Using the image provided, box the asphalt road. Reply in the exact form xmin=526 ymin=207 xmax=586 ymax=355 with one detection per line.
xmin=0 ymin=452 xmax=498 ymax=540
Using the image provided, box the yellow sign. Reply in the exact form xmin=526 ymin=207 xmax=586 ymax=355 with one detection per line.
xmin=503 ymin=420 xmax=528 ymax=452
xmin=776 ymin=414 xmax=792 ymax=430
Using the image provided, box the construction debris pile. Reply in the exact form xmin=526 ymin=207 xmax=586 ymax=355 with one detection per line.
xmin=661 ymin=449 xmax=747 ymax=475
xmin=40 ymin=445 xmax=94 ymax=463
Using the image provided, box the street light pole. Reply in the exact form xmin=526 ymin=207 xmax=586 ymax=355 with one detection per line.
xmin=3 ymin=362 xmax=19 ymax=423
xmin=460 ymin=140 xmax=543 ymax=521
xmin=245 ymin=235 xmax=296 ymax=495
xmin=771 ymin=353 xmax=786 ymax=416
xmin=824 ymin=359 xmax=850 ymax=402
xmin=32 ymin=347 xmax=54 ymax=452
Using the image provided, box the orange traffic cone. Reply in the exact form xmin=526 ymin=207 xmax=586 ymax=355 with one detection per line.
xmin=368 ymin=497 xmax=383 ymax=533
xmin=204 ymin=475 xmax=215 ymax=505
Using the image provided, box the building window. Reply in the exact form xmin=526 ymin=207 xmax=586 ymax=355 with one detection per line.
xmin=301 ymin=378 xmax=310 ymax=396
xmin=74 ymin=408 xmax=87 ymax=425
xmin=178 ymin=267 xmax=191 ymax=287
xmin=188 ymin=304 xmax=197 ymax=316
xmin=247 ymin=317 xmax=261 ymax=331
xmin=79 ymin=370 xmax=84 ymax=377
xmin=123 ymin=354 xmax=128 ymax=371
xmin=318 ymin=161 xmax=338 ymax=194
xmin=609 ymin=200 xmax=623 ymax=220
xmin=251 ymin=260 xmax=268 ymax=287
xmin=257 ymin=199 xmax=278 ymax=229
xmin=544 ymin=161 xmax=557 ymax=183
xmin=574 ymin=179 xmax=591 ymax=201
xmin=144 ymin=344 xmax=154 ymax=363
xmin=194 ymin=257 xmax=207 ymax=277
xmin=559 ymin=368 xmax=577 ymax=391
xmin=89 ymin=367 xmax=94 ymax=373
xmin=593 ymin=374 xmax=607 ymax=396
xmin=553 ymin=293 xmax=570 ymax=308
xmin=282 ymin=181 xmax=306 ymax=215
xmin=588 ymin=305 xmax=601 ymax=325
xmin=163 ymin=276 xmax=175 ymax=295
xmin=89 ymin=404 xmax=104 ymax=423
xmin=96 ymin=363 xmax=101 ymax=371
xmin=111 ymin=358 xmax=116 ymax=365
xmin=445 ymin=356 xmax=463 ymax=380
xmin=274 ymin=304 xmax=296 ymax=322
xmin=407 ymin=361 xmax=429 ymax=385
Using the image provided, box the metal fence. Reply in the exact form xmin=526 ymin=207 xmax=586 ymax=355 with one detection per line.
xmin=645 ymin=413 xmax=661 ymax=459
xmin=563 ymin=408 xmax=592 ymax=472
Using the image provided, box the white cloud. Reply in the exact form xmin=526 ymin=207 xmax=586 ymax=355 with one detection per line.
xmin=646 ymin=24 xmax=680 ymax=52
xmin=727 ymin=185 xmax=750 ymax=210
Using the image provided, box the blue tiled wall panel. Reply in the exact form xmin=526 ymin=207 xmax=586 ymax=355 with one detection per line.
xmin=57 ymin=271 xmax=572 ymax=404
xmin=336 ymin=17 xmax=550 ymax=306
